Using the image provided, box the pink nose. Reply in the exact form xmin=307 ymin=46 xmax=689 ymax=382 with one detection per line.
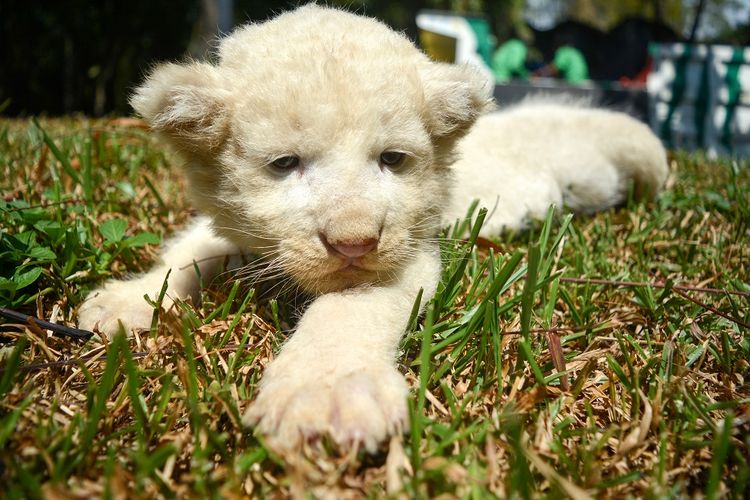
xmin=322 ymin=236 xmax=379 ymax=258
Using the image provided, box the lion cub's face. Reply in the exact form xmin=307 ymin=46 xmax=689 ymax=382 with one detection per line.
xmin=131 ymin=5 xmax=491 ymax=293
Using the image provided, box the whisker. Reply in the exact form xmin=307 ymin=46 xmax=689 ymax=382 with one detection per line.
xmin=211 ymin=224 xmax=283 ymax=245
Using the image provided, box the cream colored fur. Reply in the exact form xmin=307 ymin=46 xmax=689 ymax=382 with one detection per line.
xmin=78 ymin=5 xmax=667 ymax=453
xmin=448 ymin=97 xmax=668 ymax=234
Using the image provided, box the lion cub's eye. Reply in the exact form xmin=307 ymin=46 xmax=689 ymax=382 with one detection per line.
xmin=271 ymin=155 xmax=300 ymax=170
xmin=379 ymin=151 xmax=406 ymax=168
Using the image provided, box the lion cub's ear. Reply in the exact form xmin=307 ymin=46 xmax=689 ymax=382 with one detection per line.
xmin=420 ymin=62 xmax=494 ymax=140
xmin=130 ymin=62 xmax=230 ymax=152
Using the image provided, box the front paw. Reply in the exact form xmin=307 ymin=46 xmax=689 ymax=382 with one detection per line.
xmin=78 ymin=279 xmax=159 ymax=336
xmin=243 ymin=355 xmax=409 ymax=454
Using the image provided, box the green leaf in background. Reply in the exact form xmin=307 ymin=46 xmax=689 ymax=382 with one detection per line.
xmin=34 ymin=221 xmax=65 ymax=243
xmin=0 ymin=276 xmax=17 ymax=292
xmin=100 ymin=219 xmax=128 ymax=244
xmin=116 ymin=181 xmax=137 ymax=199
xmin=13 ymin=267 xmax=43 ymax=289
xmin=9 ymin=231 xmax=36 ymax=251
xmin=125 ymin=232 xmax=161 ymax=248
xmin=28 ymin=247 xmax=56 ymax=261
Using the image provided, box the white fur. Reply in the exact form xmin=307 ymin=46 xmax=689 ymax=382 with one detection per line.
xmin=447 ymin=98 xmax=668 ymax=234
xmin=78 ymin=5 xmax=667 ymax=453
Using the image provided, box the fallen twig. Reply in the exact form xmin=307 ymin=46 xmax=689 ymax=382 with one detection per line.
xmin=0 ymin=307 xmax=93 ymax=340
xmin=558 ymin=277 xmax=749 ymax=297
xmin=672 ymin=287 xmax=750 ymax=329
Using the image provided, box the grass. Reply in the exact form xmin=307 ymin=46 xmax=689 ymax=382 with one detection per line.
xmin=0 ymin=117 xmax=749 ymax=497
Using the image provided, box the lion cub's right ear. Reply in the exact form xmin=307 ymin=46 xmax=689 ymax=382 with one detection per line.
xmin=130 ymin=62 xmax=230 ymax=152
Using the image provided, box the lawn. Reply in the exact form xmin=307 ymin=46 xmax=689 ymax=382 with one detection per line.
xmin=1 ymin=117 xmax=749 ymax=497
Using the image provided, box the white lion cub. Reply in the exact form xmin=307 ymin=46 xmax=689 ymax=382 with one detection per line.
xmin=78 ymin=5 xmax=667 ymax=452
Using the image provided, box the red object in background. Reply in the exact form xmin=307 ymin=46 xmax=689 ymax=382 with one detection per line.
xmin=620 ymin=56 xmax=653 ymax=87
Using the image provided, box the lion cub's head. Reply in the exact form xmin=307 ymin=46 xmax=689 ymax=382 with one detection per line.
xmin=131 ymin=4 xmax=491 ymax=293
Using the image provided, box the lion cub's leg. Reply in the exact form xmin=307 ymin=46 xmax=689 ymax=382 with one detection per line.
xmin=244 ymin=247 xmax=441 ymax=453
xmin=78 ymin=216 xmax=238 ymax=336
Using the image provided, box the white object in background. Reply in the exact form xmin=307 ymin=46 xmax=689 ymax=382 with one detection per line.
xmin=416 ymin=11 xmax=495 ymax=86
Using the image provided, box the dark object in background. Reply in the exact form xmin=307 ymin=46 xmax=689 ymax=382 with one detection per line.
xmin=0 ymin=0 xmax=684 ymax=116
xmin=602 ymin=17 xmax=682 ymax=81
xmin=532 ymin=17 xmax=682 ymax=82
xmin=532 ymin=19 xmax=604 ymax=75
xmin=0 ymin=0 xmax=421 ymax=117
xmin=0 ymin=0 xmax=200 ymax=116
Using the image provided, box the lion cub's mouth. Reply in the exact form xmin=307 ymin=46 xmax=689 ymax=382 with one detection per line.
xmin=317 ymin=233 xmax=383 ymax=275
xmin=335 ymin=258 xmax=371 ymax=272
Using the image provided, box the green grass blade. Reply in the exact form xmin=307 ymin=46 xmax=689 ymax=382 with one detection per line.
xmin=706 ymin=413 xmax=733 ymax=500
xmin=520 ymin=243 xmax=541 ymax=341
xmin=81 ymin=331 xmax=125 ymax=451
xmin=0 ymin=336 xmax=27 ymax=398
xmin=32 ymin=118 xmax=82 ymax=185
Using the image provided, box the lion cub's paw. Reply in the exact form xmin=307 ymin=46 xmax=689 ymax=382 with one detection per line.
xmin=243 ymin=357 xmax=409 ymax=453
xmin=78 ymin=280 xmax=159 ymax=336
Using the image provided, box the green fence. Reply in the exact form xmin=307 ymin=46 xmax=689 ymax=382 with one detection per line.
xmin=648 ymin=43 xmax=750 ymax=157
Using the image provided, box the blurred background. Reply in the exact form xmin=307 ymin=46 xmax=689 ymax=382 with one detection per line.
xmin=1 ymin=0 xmax=749 ymax=116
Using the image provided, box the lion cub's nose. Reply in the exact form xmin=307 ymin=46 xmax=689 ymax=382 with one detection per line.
xmin=322 ymin=235 xmax=379 ymax=258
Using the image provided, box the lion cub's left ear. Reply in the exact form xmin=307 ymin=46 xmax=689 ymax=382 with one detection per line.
xmin=420 ymin=62 xmax=494 ymax=140
xmin=130 ymin=62 xmax=230 ymax=153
